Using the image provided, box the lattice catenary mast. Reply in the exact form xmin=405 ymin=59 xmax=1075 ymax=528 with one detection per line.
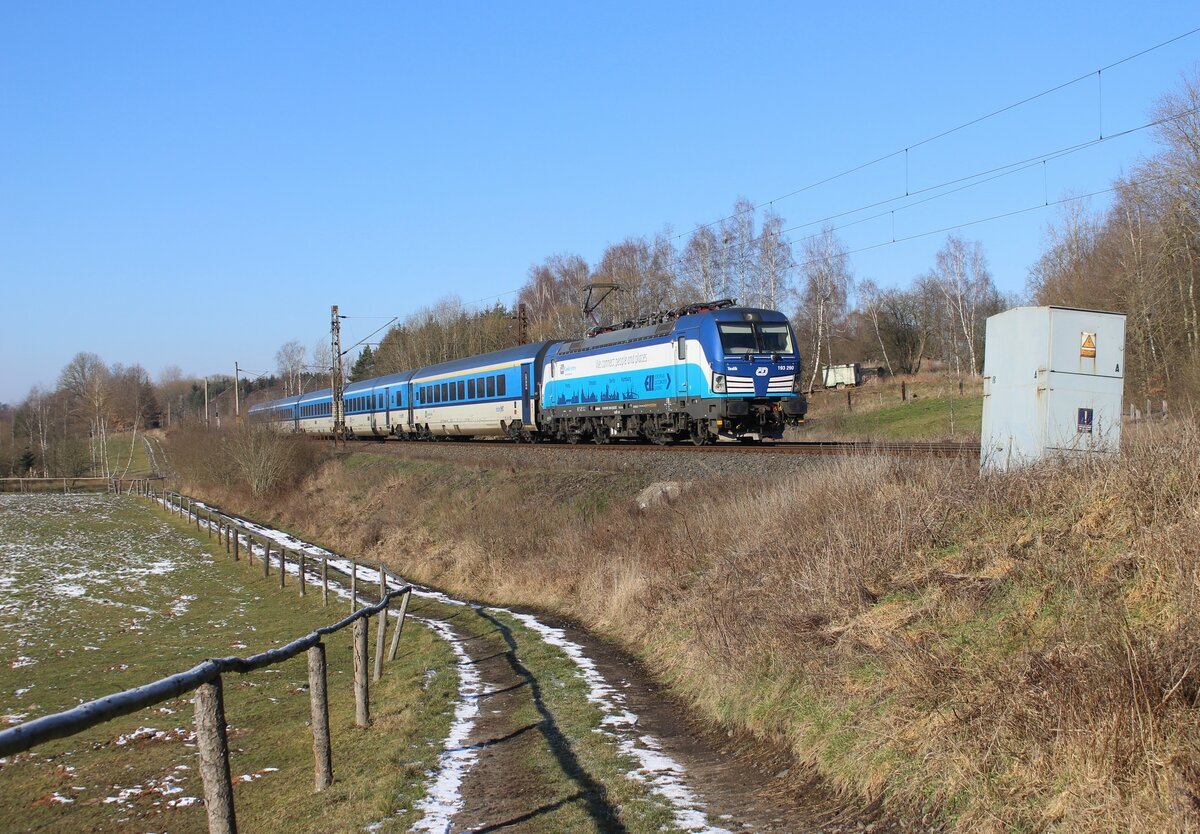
xmin=330 ymin=305 xmax=345 ymax=441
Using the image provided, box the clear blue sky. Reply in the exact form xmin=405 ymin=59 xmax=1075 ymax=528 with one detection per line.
xmin=2 ymin=2 xmax=1197 ymax=403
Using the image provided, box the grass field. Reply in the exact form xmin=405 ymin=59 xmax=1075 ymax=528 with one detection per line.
xmin=801 ymin=375 xmax=984 ymax=441
xmin=0 ymin=493 xmax=456 ymax=833
xmin=96 ymin=432 xmax=151 ymax=477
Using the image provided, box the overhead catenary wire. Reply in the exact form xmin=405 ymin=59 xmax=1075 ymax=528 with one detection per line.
xmin=670 ymin=24 xmax=1200 ymax=243
xmin=665 ymin=103 xmax=1200 ymax=274
xmin=786 ymin=168 xmax=1180 ymax=277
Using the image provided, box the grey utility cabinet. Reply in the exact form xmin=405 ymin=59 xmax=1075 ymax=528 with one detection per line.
xmin=980 ymin=306 xmax=1125 ymax=471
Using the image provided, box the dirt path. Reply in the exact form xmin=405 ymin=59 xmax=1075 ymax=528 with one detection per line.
xmin=552 ymin=621 xmax=916 ymax=834
xmin=415 ymin=600 xmax=913 ymax=834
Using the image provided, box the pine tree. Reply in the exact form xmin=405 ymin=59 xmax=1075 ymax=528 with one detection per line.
xmin=349 ymin=346 xmax=376 ymax=382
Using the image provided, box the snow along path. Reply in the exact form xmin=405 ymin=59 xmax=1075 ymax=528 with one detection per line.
xmin=405 ymin=617 xmax=483 ymax=833
xmin=172 ymin=496 xmax=732 ymax=833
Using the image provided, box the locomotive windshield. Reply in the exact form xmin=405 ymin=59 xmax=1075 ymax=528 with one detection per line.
xmin=718 ymin=322 xmax=795 ymax=355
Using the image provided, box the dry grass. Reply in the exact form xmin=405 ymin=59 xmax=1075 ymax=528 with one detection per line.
xmin=172 ymin=422 xmax=1200 ymax=832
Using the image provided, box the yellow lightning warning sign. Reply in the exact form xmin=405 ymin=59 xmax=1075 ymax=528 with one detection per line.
xmin=1081 ymin=331 xmax=1097 ymax=358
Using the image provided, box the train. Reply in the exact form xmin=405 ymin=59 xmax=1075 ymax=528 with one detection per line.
xmin=249 ymin=300 xmax=808 ymax=444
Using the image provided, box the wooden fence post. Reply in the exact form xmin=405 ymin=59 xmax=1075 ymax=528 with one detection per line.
xmin=263 ymin=541 xmax=270 ymax=578
xmin=321 ymin=556 xmax=329 ymax=607
xmin=299 ymin=552 xmax=306 ymax=597
xmin=350 ymin=561 xmax=357 ymax=611
xmin=206 ymin=510 xmax=212 ymax=540
xmin=194 ymin=676 xmax=237 ymax=834
xmin=353 ymin=617 xmax=370 ymax=727
xmin=279 ymin=550 xmax=286 ymax=589
xmin=307 ymin=643 xmax=333 ymax=791
xmin=388 ymin=589 xmax=411 ymax=662
xmin=233 ymin=528 xmax=240 ymax=562
xmin=373 ymin=566 xmax=387 ymax=682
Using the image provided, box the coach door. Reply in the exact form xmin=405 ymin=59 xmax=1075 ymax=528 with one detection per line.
xmin=674 ymin=335 xmax=689 ymax=399
xmin=520 ymin=364 xmax=532 ymax=426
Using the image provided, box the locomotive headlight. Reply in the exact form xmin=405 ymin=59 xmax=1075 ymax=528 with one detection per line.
xmin=793 ymin=375 xmax=803 ymax=393
xmin=712 ymin=373 xmax=726 ymax=393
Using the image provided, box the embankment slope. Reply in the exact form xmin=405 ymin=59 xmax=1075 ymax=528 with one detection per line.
xmin=174 ymin=425 xmax=1200 ymax=833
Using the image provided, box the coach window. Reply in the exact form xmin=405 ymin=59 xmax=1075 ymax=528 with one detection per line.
xmin=677 ymin=336 xmax=687 ymax=360
xmin=497 ymin=375 xmax=506 ymax=396
xmin=486 ymin=376 xmax=495 ymax=397
xmin=468 ymin=379 xmax=476 ymax=399
xmin=457 ymin=381 xmax=465 ymax=400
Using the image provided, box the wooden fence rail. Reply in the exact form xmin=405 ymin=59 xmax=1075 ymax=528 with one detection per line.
xmin=0 ymin=484 xmax=413 ymax=834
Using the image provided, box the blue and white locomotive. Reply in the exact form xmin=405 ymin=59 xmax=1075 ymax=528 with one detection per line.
xmin=249 ymin=300 xmax=807 ymax=444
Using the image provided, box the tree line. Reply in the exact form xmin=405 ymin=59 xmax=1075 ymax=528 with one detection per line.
xmin=0 ymin=354 xmax=277 ymax=478
xmin=362 ymin=212 xmax=1008 ymax=391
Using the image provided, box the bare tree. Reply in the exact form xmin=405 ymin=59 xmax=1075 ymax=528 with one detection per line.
xmin=757 ymin=208 xmax=795 ymax=310
xmin=857 ymin=280 xmax=894 ymax=376
xmin=275 ymin=340 xmax=307 ymax=397
xmin=518 ymin=253 xmax=592 ymax=339
xmin=25 ymin=386 xmax=52 ymax=477
xmin=720 ymin=198 xmax=756 ymax=305
xmin=311 ymin=340 xmax=332 ymax=388
xmin=932 ymin=235 xmax=993 ymax=375
xmin=799 ymin=226 xmax=853 ymax=392
xmin=680 ymin=226 xmax=722 ymax=301
xmin=58 ymin=352 xmax=112 ymax=476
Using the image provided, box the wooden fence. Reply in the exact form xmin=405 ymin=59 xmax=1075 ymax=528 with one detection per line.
xmin=0 ymin=485 xmax=414 ymax=834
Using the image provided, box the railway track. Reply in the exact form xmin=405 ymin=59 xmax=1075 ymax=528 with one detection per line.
xmin=354 ymin=437 xmax=978 ymax=458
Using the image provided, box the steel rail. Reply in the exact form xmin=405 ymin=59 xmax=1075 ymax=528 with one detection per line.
xmin=362 ymin=438 xmax=979 ymax=457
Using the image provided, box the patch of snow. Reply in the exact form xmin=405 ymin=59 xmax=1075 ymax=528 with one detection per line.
xmin=236 ymin=766 xmax=280 ymax=783
xmin=168 ymin=594 xmax=197 ymax=617
xmin=114 ymin=727 xmax=194 ymax=746
xmin=52 ymin=582 xmax=87 ymax=599
xmin=407 ymin=616 xmax=484 ymax=833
